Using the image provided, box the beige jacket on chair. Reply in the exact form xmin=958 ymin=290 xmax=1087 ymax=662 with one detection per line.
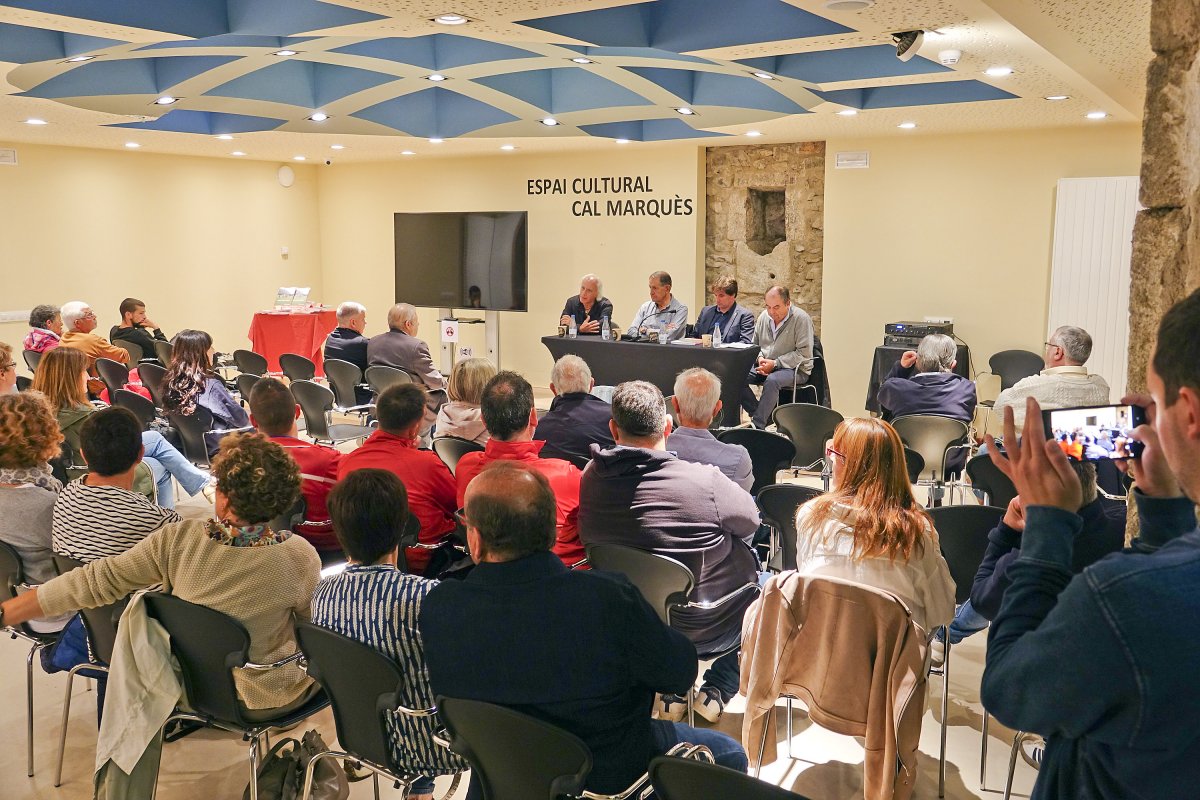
xmin=740 ymin=573 xmax=929 ymax=800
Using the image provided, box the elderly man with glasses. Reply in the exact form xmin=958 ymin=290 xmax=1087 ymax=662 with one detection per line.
xmin=991 ymin=326 xmax=1109 ymax=427
xmin=59 ymin=300 xmax=130 ymax=373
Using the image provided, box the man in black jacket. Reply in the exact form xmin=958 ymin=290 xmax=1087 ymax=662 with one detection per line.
xmin=323 ymin=301 xmax=371 ymax=404
xmin=532 ymin=354 xmax=615 ymax=468
xmin=110 ymin=297 xmax=168 ymax=359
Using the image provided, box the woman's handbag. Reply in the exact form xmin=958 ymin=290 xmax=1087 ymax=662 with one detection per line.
xmin=242 ymin=729 xmax=348 ymax=800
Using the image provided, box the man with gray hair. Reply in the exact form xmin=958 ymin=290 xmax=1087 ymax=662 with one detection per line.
xmin=533 ymin=354 xmax=615 ymax=467
xmin=666 ymin=368 xmax=753 ymax=491
xmin=580 ymin=380 xmax=760 ymax=722
xmin=741 ymin=285 xmax=814 ymax=429
xmin=559 ymin=273 xmax=614 ymax=335
xmin=59 ymin=300 xmax=130 ymax=371
xmin=626 ymin=271 xmax=688 ymax=342
xmin=368 ymin=303 xmax=447 ymax=430
xmin=877 ymin=333 xmax=977 ymax=424
xmin=992 ymin=325 xmax=1109 ymax=426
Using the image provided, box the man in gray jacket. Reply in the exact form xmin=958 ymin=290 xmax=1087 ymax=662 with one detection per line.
xmin=367 ymin=303 xmax=447 ymax=431
xmin=666 ymin=368 xmax=753 ymax=491
xmin=741 ymin=285 xmax=815 ymax=429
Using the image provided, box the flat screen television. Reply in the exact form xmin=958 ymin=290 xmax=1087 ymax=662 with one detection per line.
xmin=393 ymin=211 xmax=528 ymax=311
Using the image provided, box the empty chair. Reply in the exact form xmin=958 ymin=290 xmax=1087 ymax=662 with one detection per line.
xmin=235 ymin=373 xmax=261 ymax=408
xmin=232 ymin=349 xmax=269 ymax=376
xmin=966 ymin=453 xmax=1017 ymax=508
xmin=112 ymin=389 xmax=157 ymax=431
xmin=289 ymin=380 xmax=373 ymax=447
xmin=152 ymin=339 xmax=173 ymax=366
xmin=770 ymin=403 xmax=844 ymax=482
xmin=111 ymin=339 xmax=143 ymax=364
xmin=432 ymin=436 xmax=485 ymax=477
xmin=166 ymin=406 xmax=221 ymax=468
xmin=323 ymin=358 xmax=373 ymax=417
xmin=279 ymin=353 xmax=317 ymax=383
xmin=23 ymin=349 xmax=43 ymax=373
xmin=138 ymin=361 xmax=168 ymax=409
xmin=94 ymin=357 xmax=130 ymax=400
xmin=891 ymin=415 xmax=970 ymax=505
xmin=650 ymin=755 xmax=811 ymax=800
xmin=716 ymin=428 xmax=796 ymax=495
xmin=985 ymin=349 xmax=1045 ymax=392
xmin=756 ymin=484 xmax=823 ymax=571
xmin=365 ymin=365 xmax=413 ymax=396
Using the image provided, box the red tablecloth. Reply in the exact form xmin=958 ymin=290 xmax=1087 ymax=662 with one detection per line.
xmin=247 ymin=310 xmax=338 ymax=376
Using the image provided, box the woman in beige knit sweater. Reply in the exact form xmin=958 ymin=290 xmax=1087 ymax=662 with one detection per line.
xmin=0 ymin=431 xmax=321 ymax=714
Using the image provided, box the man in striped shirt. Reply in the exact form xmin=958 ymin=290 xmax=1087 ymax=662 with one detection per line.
xmin=52 ymin=406 xmax=180 ymax=563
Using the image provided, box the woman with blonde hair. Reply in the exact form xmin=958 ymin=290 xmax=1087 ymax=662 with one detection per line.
xmin=32 ymin=346 xmax=210 ymax=507
xmin=434 ymin=357 xmax=497 ymax=444
xmin=793 ymin=417 xmax=955 ymax=633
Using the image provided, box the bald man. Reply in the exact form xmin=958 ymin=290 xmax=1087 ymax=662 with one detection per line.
xmin=367 ymin=303 xmax=447 ymax=429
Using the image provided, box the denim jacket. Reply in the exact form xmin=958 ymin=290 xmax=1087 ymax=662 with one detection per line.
xmin=981 ymin=491 xmax=1200 ymax=799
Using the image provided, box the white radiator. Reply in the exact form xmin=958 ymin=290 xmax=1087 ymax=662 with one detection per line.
xmin=1047 ymin=176 xmax=1139 ymax=401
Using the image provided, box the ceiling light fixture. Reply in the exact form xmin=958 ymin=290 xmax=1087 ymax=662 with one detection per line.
xmin=124 ymin=142 xmax=141 ymax=148
xmin=308 ymin=112 xmax=328 ymax=122
xmin=675 ymin=107 xmax=695 ymax=115
xmin=154 ymin=96 xmax=178 ymax=105
xmin=745 ymin=130 xmax=763 ymax=137
xmin=541 ymin=117 xmax=559 ymax=126
xmin=500 ymin=144 xmax=516 ymax=151
xmin=615 ymin=138 xmax=630 ymax=144
xmin=897 ymin=121 xmax=917 ymax=129
xmin=570 ymin=57 xmax=595 ymax=64
xmin=837 ymin=108 xmax=859 ymax=116
xmin=429 ymin=137 xmax=444 ymax=143
xmin=401 ymin=150 xmax=416 ymax=155
xmin=273 ymin=50 xmax=298 ymax=57
xmin=434 ymin=13 xmax=468 ymax=25
xmin=1045 ymin=94 xmax=1070 ymax=101
xmin=984 ymin=66 xmax=1013 ymax=77
xmin=750 ymin=72 xmax=776 ymax=81
xmin=216 ymin=134 xmax=234 ymax=140
xmin=1086 ymin=111 xmax=1108 ymax=119
xmin=293 ymin=155 xmax=306 ymax=161
xmin=330 ymin=144 xmax=345 ymax=150
xmin=823 ymin=0 xmax=875 ymax=10
xmin=23 ymin=118 xmax=48 ymax=125
xmin=64 ymin=55 xmax=96 ymax=63
xmin=426 ymin=73 xmax=448 ymax=82
xmin=231 ymin=151 xmax=246 ymax=156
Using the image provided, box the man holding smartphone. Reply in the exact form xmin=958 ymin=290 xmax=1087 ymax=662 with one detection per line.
xmin=978 ymin=290 xmax=1200 ymax=798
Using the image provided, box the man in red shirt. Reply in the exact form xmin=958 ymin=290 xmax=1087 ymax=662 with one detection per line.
xmin=455 ymin=371 xmax=585 ymax=567
xmin=338 ymin=382 xmax=457 ymax=575
xmin=248 ymin=378 xmax=341 ymax=556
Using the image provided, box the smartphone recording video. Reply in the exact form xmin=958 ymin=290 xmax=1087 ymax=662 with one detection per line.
xmin=1041 ymin=404 xmax=1146 ymax=461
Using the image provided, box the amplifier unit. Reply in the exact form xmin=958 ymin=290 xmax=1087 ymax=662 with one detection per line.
xmin=884 ymin=320 xmax=954 ymax=338
xmin=884 ymin=335 xmax=925 ymax=348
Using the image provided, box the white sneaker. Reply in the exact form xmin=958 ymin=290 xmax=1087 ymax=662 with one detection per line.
xmin=1019 ymin=735 xmax=1045 ymax=769
xmin=693 ymin=686 xmax=726 ymax=723
xmin=930 ymin=638 xmax=946 ymax=668
xmin=653 ymin=692 xmax=687 ymax=722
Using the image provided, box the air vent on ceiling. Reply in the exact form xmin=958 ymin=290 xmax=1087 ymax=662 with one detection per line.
xmin=835 ymin=151 xmax=869 ymax=169
xmin=0 ymin=148 xmax=16 ymax=165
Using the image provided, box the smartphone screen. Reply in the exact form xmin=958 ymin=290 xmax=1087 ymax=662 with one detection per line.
xmin=1041 ymin=404 xmax=1146 ymax=460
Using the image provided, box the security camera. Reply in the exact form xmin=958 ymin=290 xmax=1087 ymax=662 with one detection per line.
xmin=892 ymin=30 xmax=924 ymax=61
xmin=324 ymin=159 xmax=332 ymax=166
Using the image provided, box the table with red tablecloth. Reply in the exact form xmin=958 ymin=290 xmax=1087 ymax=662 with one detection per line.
xmin=247 ymin=309 xmax=338 ymax=376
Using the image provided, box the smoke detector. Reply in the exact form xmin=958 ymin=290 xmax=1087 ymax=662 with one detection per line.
xmin=938 ymin=49 xmax=961 ymax=65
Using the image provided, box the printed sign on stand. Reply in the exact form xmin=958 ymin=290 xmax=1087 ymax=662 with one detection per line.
xmin=457 ymin=345 xmax=474 ymax=359
xmin=441 ymin=319 xmax=460 ymax=343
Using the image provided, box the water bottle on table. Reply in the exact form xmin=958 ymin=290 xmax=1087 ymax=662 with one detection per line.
xmin=713 ymin=323 xmax=723 ymax=347
xmin=601 ymin=316 xmax=611 ymax=340
xmin=568 ymin=317 xmax=577 ymax=338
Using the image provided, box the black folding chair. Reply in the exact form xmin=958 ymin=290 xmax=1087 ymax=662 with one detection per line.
xmin=236 ymin=373 xmax=261 ymax=408
xmin=892 ymin=415 xmax=970 ymax=506
xmin=756 ymin=484 xmax=823 ymax=571
xmin=113 ymin=388 xmax=158 ymax=431
xmin=716 ymin=428 xmax=796 ymax=495
xmin=290 ymin=380 xmax=374 ymax=446
xmin=432 ymin=436 xmax=484 ymax=476
xmin=324 ymin=359 xmax=373 ymax=418
xmin=966 ymin=453 xmax=1017 ymax=508
xmin=138 ymin=361 xmax=169 ymax=409
xmin=233 ymin=349 xmax=270 ymax=376
xmin=153 ymin=339 xmax=174 ymax=366
xmin=650 ymin=755 xmax=811 ymax=800
xmin=23 ymin=349 xmax=43 ymax=373
xmin=111 ymin=339 xmax=143 ymax=365
xmin=770 ymin=403 xmax=843 ymax=487
xmin=279 ymin=353 xmax=317 ymax=383
xmin=95 ymin=357 xmax=130 ymax=400
xmin=365 ymin=365 xmax=413 ymax=396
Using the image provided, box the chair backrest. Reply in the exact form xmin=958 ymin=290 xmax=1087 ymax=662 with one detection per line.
xmin=715 ymin=428 xmax=796 ymax=495
xmin=290 ymin=380 xmax=334 ymax=440
xmin=965 ymin=454 xmax=1017 ymax=508
xmin=167 ymin=406 xmax=216 ymax=467
xmin=0 ymin=540 xmax=32 ymax=634
xmin=51 ymin=555 xmax=121 ymax=663
xmin=279 ymin=353 xmax=317 ymax=383
xmin=23 ymin=349 xmax=42 ymax=373
xmin=770 ymin=403 xmax=844 ymax=469
xmin=1094 ymin=458 xmax=1130 ymax=498
xmin=16 ymin=375 xmax=31 ymax=392
xmin=235 ymin=373 xmax=261 ymax=407
xmin=364 ymin=365 xmax=412 ymax=395
xmin=324 ymin=359 xmax=364 ymax=409
xmin=268 ymin=496 xmax=306 ymax=533
xmin=296 ymin=622 xmax=411 ymax=773
xmin=438 ymin=696 xmax=591 ymax=800
xmin=928 ymin=505 xmax=1005 ymax=604
xmin=95 ymin=357 xmax=130 ymax=398
xmin=584 ymin=543 xmax=694 ymax=626
xmin=112 ymin=339 xmax=144 ymax=364
xmin=903 ymin=447 xmax=925 ymax=484
xmin=138 ymin=361 xmax=168 ymax=408
xmin=233 ymin=349 xmax=269 ymax=376
xmin=756 ymin=484 xmax=823 ymax=571
xmin=141 ymin=592 xmax=253 ymax=726
xmin=432 ymin=436 xmax=485 ymax=476
xmin=153 ymin=339 xmax=174 ymax=366
xmin=891 ymin=415 xmax=969 ymax=479
xmin=113 ymin=388 xmax=157 ymax=431
xmin=649 ymin=755 xmax=810 ymax=800
xmin=989 ymin=350 xmax=1044 ymax=391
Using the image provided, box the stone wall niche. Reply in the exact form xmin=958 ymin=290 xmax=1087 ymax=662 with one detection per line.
xmin=705 ymin=142 xmax=825 ymax=332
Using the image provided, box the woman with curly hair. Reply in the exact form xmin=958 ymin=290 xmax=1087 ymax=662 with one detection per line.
xmin=162 ymin=329 xmax=249 ymax=454
xmin=793 ymin=417 xmax=956 ymax=633
xmin=434 ymin=357 xmax=497 ymax=444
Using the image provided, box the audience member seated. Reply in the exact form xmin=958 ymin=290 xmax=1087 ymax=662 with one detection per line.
xmin=878 ymin=334 xmax=977 ymax=424
xmin=338 ymin=383 xmax=456 ymax=576
xmin=419 ymin=463 xmax=748 ymax=798
xmin=249 ymin=378 xmax=341 ymax=554
xmin=312 ymin=470 xmax=467 ymax=799
xmin=23 ymin=304 xmax=63 ymax=354
xmin=0 ymin=432 xmax=322 ymax=795
xmin=324 ymin=301 xmax=372 ymax=405
xmin=1 ymin=342 xmax=16 ymax=395
xmin=532 ymin=354 xmax=614 ymax=468
xmin=368 ymin=303 xmax=447 ymax=432
xmin=34 ymin=347 xmax=210 ymax=507
xmin=455 ymin=371 xmax=584 ymax=568
xmin=559 ymin=273 xmax=614 ymax=335
xmin=58 ymin=300 xmax=130 ymax=372
xmin=579 ymin=381 xmax=760 ymax=722
xmin=793 ymin=417 xmax=955 ymax=634
xmin=0 ymin=391 xmax=71 ymax=633
xmin=433 ymin=357 xmax=496 ymax=445
xmin=741 ymin=285 xmax=815 ymax=430
xmin=692 ymin=275 xmax=755 ymax=344
xmin=52 ymin=406 xmax=181 ymax=563
xmin=978 ymin=291 xmax=1200 ymax=797
xmin=992 ymin=325 xmax=1109 ymax=427
xmin=109 ymin=297 xmax=169 ymax=359
xmin=666 ymin=368 xmax=753 ymax=491
xmin=626 ymin=271 xmax=688 ymax=342
xmin=163 ymin=328 xmax=251 ymax=455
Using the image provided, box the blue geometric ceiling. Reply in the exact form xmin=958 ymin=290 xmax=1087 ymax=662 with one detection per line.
xmin=0 ymin=0 xmax=1019 ymax=142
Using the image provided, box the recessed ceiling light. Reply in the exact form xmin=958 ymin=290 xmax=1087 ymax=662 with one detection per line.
xmin=745 ymin=130 xmax=763 ymax=137
xmin=500 ymin=144 xmax=516 ymax=151
xmin=273 ymin=50 xmax=298 ymax=57
xmin=293 ymin=155 xmax=306 ymax=161
xmin=823 ymin=0 xmax=875 ymax=10
xmin=308 ymin=112 xmax=328 ymax=122
xmin=984 ymin=66 xmax=1014 ymax=77
xmin=426 ymin=73 xmax=448 ymax=82
xmin=675 ymin=107 xmax=695 ymax=115
xmin=1086 ymin=111 xmax=1108 ymax=120
xmin=751 ymin=72 xmax=776 ymax=81
xmin=898 ymin=121 xmax=917 ymax=129
xmin=541 ymin=117 xmax=559 ymax=126
xmin=216 ymin=134 xmax=235 ymax=140
xmin=837 ymin=108 xmax=859 ymax=116
xmin=330 ymin=144 xmax=345 ymax=150
xmin=124 ymin=142 xmax=141 ymax=148
xmin=64 ymin=55 xmax=96 ymax=63
xmin=429 ymin=137 xmax=444 ymax=143
xmin=434 ymin=13 xmax=468 ymax=25
xmin=401 ymin=150 xmax=416 ymax=155
xmin=154 ymin=96 xmax=178 ymax=105
xmin=615 ymin=138 xmax=630 ymax=144
xmin=570 ymin=57 xmax=595 ymax=64
xmin=23 ymin=118 xmax=48 ymax=125
xmin=1045 ymin=94 xmax=1071 ymax=101
xmin=231 ymin=151 xmax=246 ymax=156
